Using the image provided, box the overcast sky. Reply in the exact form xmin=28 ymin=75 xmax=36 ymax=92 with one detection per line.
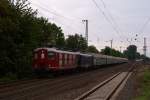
xmin=28 ymin=0 xmax=150 ymax=56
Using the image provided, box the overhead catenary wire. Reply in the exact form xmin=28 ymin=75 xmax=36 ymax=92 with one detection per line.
xmin=93 ymin=0 xmax=133 ymax=47
xmin=91 ymin=0 xmax=125 ymax=41
xmin=100 ymin=0 xmax=125 ymax=36
xmin=31 ymin=2 xmax=102 ymax=43
xmin=29 ymin=3 xmax=84 ymax=36
xmin=103 ymin=6 xmax=141 ymax=46
xmin=132 ymin=17 xmax=150 ymax=46
xmin=37 ymin=0 xmax=83 ymax=21
xmin=32 ymin=1 xmax=120 ymax=38
xmin=139 ymin=17 xmax=150 ymax=35
xmin=31 ymin=2 xmax=85 ymax=34
xmin=92 ymin=0 xmax=131 ymax=50
xmin=31 ymin=2 xmax=82 ymax=23
xmin=51 ymin=18 xmax=83 ymax=35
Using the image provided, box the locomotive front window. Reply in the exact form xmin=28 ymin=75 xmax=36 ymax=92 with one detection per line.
xmin=48 ymin=52 xmax=55 ymax=59
xmin=34 ymin=53 xmax=38 ymax=59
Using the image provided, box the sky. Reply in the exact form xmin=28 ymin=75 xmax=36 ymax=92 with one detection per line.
xmin=28 ymin=0 xmax=150 ymax=56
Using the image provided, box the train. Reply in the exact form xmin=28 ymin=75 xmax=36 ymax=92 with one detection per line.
xmin=33 ymin=47 xmax=128 ymax=73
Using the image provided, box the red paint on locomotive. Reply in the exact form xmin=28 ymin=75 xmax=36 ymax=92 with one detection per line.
xmin=33 ymin=48 xmax=78 ymax=71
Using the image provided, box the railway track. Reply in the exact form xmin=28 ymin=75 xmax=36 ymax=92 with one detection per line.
xmin=74 ymin=64 xmax=135 ymax=100
xmin=0 ymin=63 xmax=135 ymax=100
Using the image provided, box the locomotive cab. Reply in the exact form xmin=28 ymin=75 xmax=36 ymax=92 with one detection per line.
xmin=33 ymin=49 xmax=47 ymax=70
xmin=33 ymin=48 xmax=58 ymax=71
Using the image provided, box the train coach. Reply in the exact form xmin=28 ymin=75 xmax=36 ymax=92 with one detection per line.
xmin=89 ymin=53 xmax=128 ymax=66
xmin=33 ymin=48 xmax=128 ymax=73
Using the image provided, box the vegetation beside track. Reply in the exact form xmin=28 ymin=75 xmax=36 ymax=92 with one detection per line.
xmin=135 ymin=66 xmax=150 ymax=100
xmin=0 ymin=74 xmax=17 ymax=83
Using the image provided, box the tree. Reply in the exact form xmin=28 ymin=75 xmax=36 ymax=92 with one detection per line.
xmin=0 ymin=0 xmax=42 ymax=78
xmin=136 ymin=52 xmax=141 ymax=59
xmin=101 ymin=47 xmax=111 ymax=55
xmin=123 ymin=45 xmax=137 ymax=60
xmin=0 ymin=0 xmax=66 ymax=78
xmin=66 ymin=34 xmax=87 ymax=51
xmin=101 ymin=46 xmax=124 ymax=57
xmin=32 ymin=17 xmax=65 ymax=48
xmin=87 ymin=45 xmax=99 ymax=53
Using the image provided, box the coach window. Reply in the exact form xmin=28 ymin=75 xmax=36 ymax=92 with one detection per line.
xmin=65 ymin=54 xmax=67 ymax=64
xmin=48 ymin=52 xmax=55 ymax=60
xmin=73 ymin=55 xmax=75 ymax=64
xmin=59 ymin=53 xmax=62 ymax=59
xmin=69 ymin=54 xmax=72 ymax=64
xmin=68 ymin=54 xmax=70 ymax=64
xmin=59 ymin=53 xmax=62 ymax=66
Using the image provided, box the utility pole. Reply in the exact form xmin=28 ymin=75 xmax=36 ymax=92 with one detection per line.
xmin=82 ymin=20 xmax=88 ymax=45
xmin=105 ymin=39 xmax=113 ymax=49
xmin=120 ymin=46 xmax=122 ymax=52
xmin=143 ymin=37 xmax=147 ymax=57
xmin=110 ymin=39 xmax=113 ymax=49
xmin=120 ymin=41 xmax=123 ymax=52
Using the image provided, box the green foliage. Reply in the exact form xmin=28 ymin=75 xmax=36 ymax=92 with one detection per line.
xmin=124 ymin=45 xmax=137 ymax=60
xmin=0 ymin=0 xmax=38 ymax=78
xmin=87 ymin=45 xmax=99 ymax=53
xmin=0 ymin=72 xmax=17 ymax=83
xmin=66 ymin=34 xmax=87 ymax=52
xmin=123 ymin=45 xmax=145 ymax=60
xmin=0 ymin=0 xmax=65 ymax=79
xmin=33 ymin=17 xmax=65 ymax=47
xmin=135 ymin=70 xmax=150 ymax=100
xmin=101 ymin=46 xmax=124 ymax=57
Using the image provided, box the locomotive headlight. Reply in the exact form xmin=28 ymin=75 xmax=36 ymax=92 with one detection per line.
xmin=41 ymin=51 xmax=45 ymax=59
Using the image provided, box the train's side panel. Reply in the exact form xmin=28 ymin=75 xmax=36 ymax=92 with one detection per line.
xmin=93 ymin=54 xmax=107 ymax=66
xmin=91 ymin=53 xmax=128 ymax=66
xmin=58 ymin=53 xmax=78 ymax=70
xmin=78 ymin=54 xmax=93 ymax=68
xmin=106 ymin=56 xmax=112 ymax=64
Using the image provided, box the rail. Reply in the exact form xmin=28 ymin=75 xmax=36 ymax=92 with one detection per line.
xmin=75 ymin=64 xmax=135 ymax=100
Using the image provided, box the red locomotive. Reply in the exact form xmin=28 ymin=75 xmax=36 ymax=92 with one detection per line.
xmin=33 ymin=48 xmax=78 ymax=72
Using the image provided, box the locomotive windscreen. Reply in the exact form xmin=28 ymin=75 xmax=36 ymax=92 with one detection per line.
xmin=48 ymin=52 xmax=55 ymax=59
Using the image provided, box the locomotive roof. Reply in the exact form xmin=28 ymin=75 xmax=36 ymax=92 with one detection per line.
xmin=79 ymin=53 xmax=93 ymax=57
xmin=34 ymin=47 xmax=79 ymax=55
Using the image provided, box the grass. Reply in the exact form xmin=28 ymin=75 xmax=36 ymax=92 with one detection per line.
xmin=0 ymin=77 xmax=17 ymax=83
xmin=0 ymin=72 xmax=18 ymax=84
xmin=0 ymin=72 xmax=34 ymax=84
xmin=135 ymin=69 xmax=150 ymax=100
